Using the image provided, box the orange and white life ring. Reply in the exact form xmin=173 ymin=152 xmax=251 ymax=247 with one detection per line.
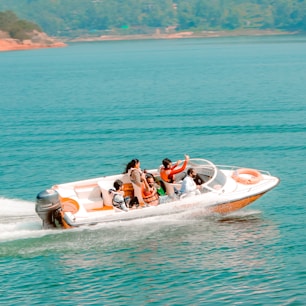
xmin=232 ymin=168 xmax=262 ymax=185
xmin=60 ymin=197 xmax=79 ymax=214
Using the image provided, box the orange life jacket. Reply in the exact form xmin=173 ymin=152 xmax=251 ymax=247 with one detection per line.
xmin=142 ymin=187 xmax=159 ymax=206
xmin=160 ymin=159 xmax=188 ymax=183
xmin=160 ymin=168 xmax=172 ymax=182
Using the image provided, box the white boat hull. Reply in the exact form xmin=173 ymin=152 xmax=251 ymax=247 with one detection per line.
xmin=35 ymin=159 xmax=279 ymax=229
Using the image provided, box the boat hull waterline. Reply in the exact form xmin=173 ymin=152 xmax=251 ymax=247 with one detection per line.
xmin=35 ymin=159 xmax=280 ymax=229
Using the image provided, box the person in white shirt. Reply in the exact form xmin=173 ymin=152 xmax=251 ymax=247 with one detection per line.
xmin=180 ymin=168 xmax=201 ymax=196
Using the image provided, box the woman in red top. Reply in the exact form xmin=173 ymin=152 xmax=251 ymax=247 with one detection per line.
xmin=160 ymin=154 xmax=189 ymax=183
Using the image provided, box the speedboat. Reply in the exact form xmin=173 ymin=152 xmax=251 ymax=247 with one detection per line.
xmin=35 ymin=158 xmax=280 ymax=229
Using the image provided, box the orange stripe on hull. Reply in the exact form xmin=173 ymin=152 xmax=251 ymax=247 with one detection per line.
xmin=209 ymin=192 xmax=265 ymax=214
xmin=86 ymin=205 xmax=114 ymax=212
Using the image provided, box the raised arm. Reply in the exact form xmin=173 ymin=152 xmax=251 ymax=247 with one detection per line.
xmin=170 ymin=155 xmax=189 ymax=176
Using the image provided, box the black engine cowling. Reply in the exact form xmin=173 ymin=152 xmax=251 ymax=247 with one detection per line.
xmin=36 ymin=189 xmax=62 ymax=229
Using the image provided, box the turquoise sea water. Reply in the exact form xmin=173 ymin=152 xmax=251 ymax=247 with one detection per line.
xmin=1 ymin=36 xmax=306 ymax=305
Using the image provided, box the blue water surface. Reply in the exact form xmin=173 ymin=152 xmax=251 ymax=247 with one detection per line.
xmin=0 ymin=35 xmax=306 ymax=305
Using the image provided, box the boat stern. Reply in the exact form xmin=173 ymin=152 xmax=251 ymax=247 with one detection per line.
xmin=36 ymin=189 xmax=64 ymax=229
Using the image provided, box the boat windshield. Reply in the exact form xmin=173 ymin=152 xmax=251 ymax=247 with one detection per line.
xmin=187 ymin=159 xmax=227 ymax=191
xmin=204 ymin=168 xmax=227 ymax=191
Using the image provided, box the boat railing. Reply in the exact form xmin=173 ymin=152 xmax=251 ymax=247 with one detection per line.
xmin=202 ymin=170 xmax=276 ymax=195
xmin=217 ymin=164 xmax=272 ymax=176
xmin=202 ymin=177 xmax=274 ymax=195
xmin=188 ymin=159 xmax=273 ymax=178
xmin=187 ymin=158 xmax=215 ymax=168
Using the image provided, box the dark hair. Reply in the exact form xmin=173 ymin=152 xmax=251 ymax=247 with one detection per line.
xmin=187 ymin=168 xmax=195 ymax=176
xmin=124 ymin=159 xmax=139 ymax=173
xmin=162 ymin=158 xmax=172 ymax=168
xmin=113 ymin=179 xmax=123 ymax=190
xmin=145 ymin=173 xmax=154 ymax=180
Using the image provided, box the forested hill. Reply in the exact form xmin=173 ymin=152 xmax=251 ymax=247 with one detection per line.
xmin=0 ymin=11 xmax=42 ymax=40
xmin=0 ymin=0 xmax=306 ymax=37
xmin=0 ymin=10 xmax=65 ymax=51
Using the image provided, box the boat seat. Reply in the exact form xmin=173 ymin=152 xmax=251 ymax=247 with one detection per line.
xmin=98 ymin=179 xmax=136 ymax=207
xmin=74 ymin=184 xmax=103 ymax=210
xmin=119 ymin=173 xmax=141 ymax=205
xmin=121 ymin=173 xmax=132 ymax=184
xmin=174 ymin=171 xmax=187 ymax=182
xmin=98 ymin=180 xmax=115 ymax=207
xmin=122 ymin=182 xmax=134 ymax=199
xmin=162 ymin=181 xmax=181 ymax=197
xmin=74 ymin=184 xmax=101 ymax=200
xmin=157 ymin=166 xmax=182 ymax=197
xmin=130 ymin=182 xmax=145 ymax=207
xmin=81 ymin=198 xmax=104 ymax=211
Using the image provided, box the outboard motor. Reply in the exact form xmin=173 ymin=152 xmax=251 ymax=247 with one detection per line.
xmin=36 ymin=189 xmax=62 ymax=229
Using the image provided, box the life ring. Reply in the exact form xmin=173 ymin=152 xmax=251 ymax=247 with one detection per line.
xmin=232 ymin=168 xmax=262 ymax=185
xmin=60 ymin=197 xmax=79 ymax=214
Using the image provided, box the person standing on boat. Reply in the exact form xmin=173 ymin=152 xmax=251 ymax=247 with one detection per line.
xmin=180 ymin=168 xmax=201 ymax=196
xmin=160 ymin=154 xmax=190 ymax=183
xmin=109 ymin=179 xmax=129 ymax=212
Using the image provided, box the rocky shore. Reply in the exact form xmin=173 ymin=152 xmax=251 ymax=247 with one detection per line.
xmin=0 ymin=30 xmax=66 ymax=52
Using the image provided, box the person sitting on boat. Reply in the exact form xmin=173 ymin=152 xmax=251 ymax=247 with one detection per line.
xmin=142 ymin=174 xmax=169 ymax=206
xmin=160 ymin=154 xmax=190 ymax=183
xmin=109 ymin=179 xmax=129 ymax=212
xmin=142 ymin=174 xmax=160 ymax=206
xmin=125 ymin=158 xmax=145 ymax=188
xmin=154 ymin=177 xmax=167 ymax=196
xmin=180 ymin=168 xmax=201 ymax=197
xmin=125 ymin=158 xmax=146 ymax=207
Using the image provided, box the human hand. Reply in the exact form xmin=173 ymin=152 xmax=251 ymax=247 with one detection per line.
xmin=185 ymin=154 xmax=190 ymax=161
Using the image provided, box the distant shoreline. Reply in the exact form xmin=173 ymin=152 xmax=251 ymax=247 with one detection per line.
xmin=0 ymin=37 xmax=66 ymax=52
xmin=0 ymin=40 xmax=66 ymax=52
xmin=66 ymin=29 xmax=297 ymax=43
xmin=0 ymin=29 xmax=298 ymax=51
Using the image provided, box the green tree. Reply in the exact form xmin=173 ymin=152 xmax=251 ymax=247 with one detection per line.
xmin=0 ymin=10 xmax=42 ymax=40
xmin=1 ymin=0 xmax=306 ymax=36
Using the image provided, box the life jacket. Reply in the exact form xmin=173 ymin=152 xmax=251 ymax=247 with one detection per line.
xmin=160 ymin=168 xmax=173 ymax=183
xmin=160 ymin=159 xmax=188 ymax=183
xmin=142 ymin=188 xmax=159 ymax=206
xmin=109 ymin=189 xmax=128 ymax=211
